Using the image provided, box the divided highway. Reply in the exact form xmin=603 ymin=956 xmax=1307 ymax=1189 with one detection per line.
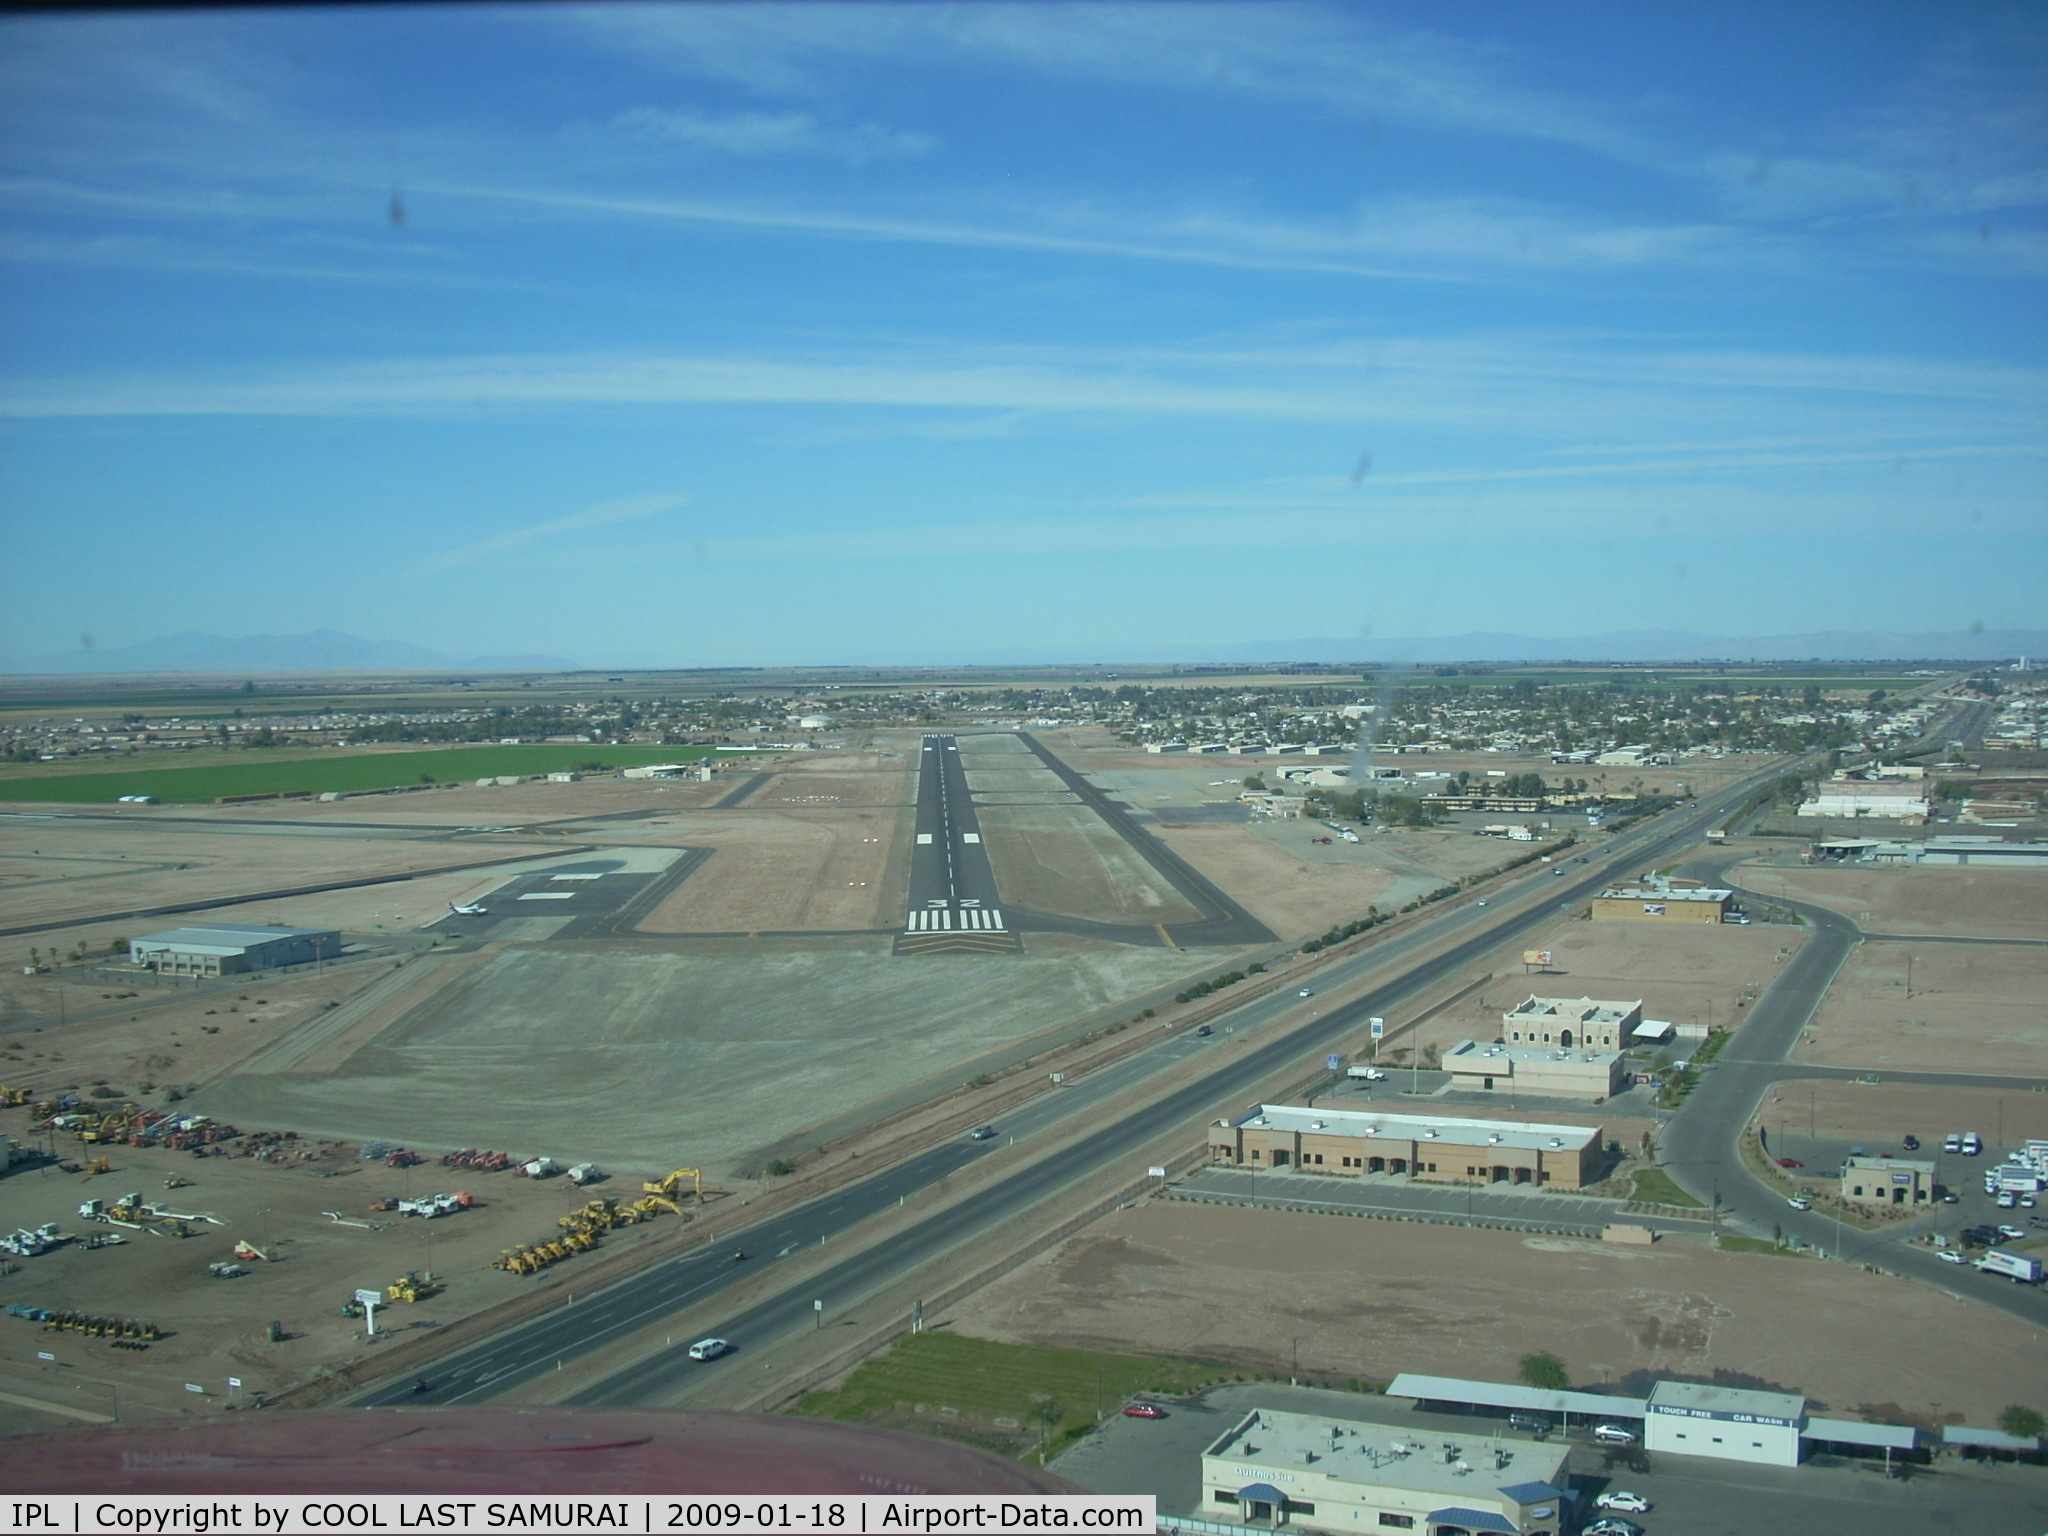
xmin=351 ymin=755 xmax=1798 ymax=1410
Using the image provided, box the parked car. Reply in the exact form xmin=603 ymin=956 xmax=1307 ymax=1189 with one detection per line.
xmin=1591 ymin=1423 xmax=1638 ymax=1445
xmin=1940 ymin=1249 xmax=1968 ymax=1264
xmin=1998 ymin=1224 xmax=2028 ymax=1240
xmin=1903 ymin=1134 xmax=1920 ymax=1151
xmin=1585 ymin=1520 xmax=1644 ymax=1536
xmin=1356 ymin=1067 xmax=1387 ymax=1081
xmin=1787 ymin=1197 xmax=1811 ymax=1211
xmin=1943 ymin=1133 xmax=1963 ymax=1153
xmin=1507 ymin=1413 xmax=1550 ymax=1435
xmin=1121 ymin=1402 xmax=1167 ymax=1419
xmin=1775 ymin=1158 xmax=1802 ymax=1169
xmin=686 ymin=1338 xmax=731 ymax=1361
xmin=1595 ymin=1492 xmax=1652 ymax=1513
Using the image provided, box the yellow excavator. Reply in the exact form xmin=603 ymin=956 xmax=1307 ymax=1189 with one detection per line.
xmin=642 ymin=1168 xmax=703 ymax=1205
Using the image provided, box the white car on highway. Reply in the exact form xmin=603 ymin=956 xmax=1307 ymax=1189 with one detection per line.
xmin=686 ymin=1338 xmax=732 ymax=1361
xmin=1787 ymin=1197 xmax=1811 ymax=1210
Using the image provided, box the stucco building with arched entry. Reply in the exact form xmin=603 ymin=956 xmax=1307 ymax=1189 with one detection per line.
xmin=1206 ymin=1106 xmax=1605 ymax=1189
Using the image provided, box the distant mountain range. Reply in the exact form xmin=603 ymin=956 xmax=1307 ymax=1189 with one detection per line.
xmin=3 ymin=626 xmax=2041 ymax=675
xmin=3 ymin=630 xmax=580 ymax=675
xmin=919 ymin=628 xmax=2048 ymax=667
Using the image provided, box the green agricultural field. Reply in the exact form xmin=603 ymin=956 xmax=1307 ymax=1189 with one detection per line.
xmin=789 ymin=1334 xmax=1228 ymax=1462
xmin=0 ymin=743 xmax=768 ymax=804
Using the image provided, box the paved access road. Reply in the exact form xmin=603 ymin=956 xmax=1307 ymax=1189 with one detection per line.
xmin=345 ymin=754 xmax=1796 ymax=1409
xmin=1656 ymin=858 xmax=2048 ymax=1328
xmin=897 ymin=733 xmax=1015 ymax=953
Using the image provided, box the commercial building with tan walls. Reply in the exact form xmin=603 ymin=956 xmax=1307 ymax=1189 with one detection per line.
xmin=1208 ymin=1105 xmax=1606 ymax=1188
xmin=1840 ymin=1154 xmax=1936 ymax=1208
xmin=1593 ymin=883 xmax=1730 ymax=923
xmin=1503 ymin=995 xmax=1642 ymax=1050
xmin=1444 ymin=1039 xmax=1627 ymax=1100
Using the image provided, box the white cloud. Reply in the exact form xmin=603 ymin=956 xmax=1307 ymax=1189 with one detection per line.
xmin=568 ymin=3 xmax=1652 ymax=163
xmin=412 ymin=493 xmax=687 ymax=575
xmin=611 ymin=106 xmax=935 ymax=163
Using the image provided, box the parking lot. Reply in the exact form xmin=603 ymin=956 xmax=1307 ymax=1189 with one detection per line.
xmin=1056 ymin=1383 xmax=2048 ymax=1536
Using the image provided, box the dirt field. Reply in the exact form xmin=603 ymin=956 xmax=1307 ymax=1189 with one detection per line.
xmin=1146 ymin=824 xmax=1403 ymax=940
xmin=1793 ymin=940 xmax=2047 ymax=1074
xmin=0 ymin=955 xmax=417 ymax=1100
xmin=973 ymin=803 xmax=1201 ymax=926
xmin=1736 ymin=864 xmax=2048 ymax=941
xmin=0 ymin=817 xmax=563 ymax=934
xmin=182 ymin=940 xmax=1210 ymax=1178
xmin=1408 ymin=918 xmax=1806 ymax=1057
xmin=0 ymin=1123 xmax=681 ymax=1429
xmin=947 ymin=1199 xmax=2047 ymax=1425
xmin=635 ymin=808 xmax=903 ymax=933
xmin=1759 ymin=1079 xmax=2048 ymax=1148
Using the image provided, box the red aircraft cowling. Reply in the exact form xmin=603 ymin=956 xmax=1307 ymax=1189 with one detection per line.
xmin=0 ymin=1408 xmax=1079 ymax=1496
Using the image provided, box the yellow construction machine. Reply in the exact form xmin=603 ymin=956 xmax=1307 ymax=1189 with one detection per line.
xmin=643 ymin=1168 xmax=704 ymax=1205
xmin=387 ymin=1272 xmax=441 ymax=1303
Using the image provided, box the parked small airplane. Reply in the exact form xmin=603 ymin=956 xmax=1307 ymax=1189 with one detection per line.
xmin=449 ymin=900 xmax=488 ymax=915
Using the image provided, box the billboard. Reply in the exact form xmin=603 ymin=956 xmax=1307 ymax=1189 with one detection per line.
xmin=1522 ymin=950 xmax=1553 ymax=967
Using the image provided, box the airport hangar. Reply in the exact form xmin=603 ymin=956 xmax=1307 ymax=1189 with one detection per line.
xmin=1208 ymin=1106 xmax=1604 ymax=1189
xmin=128 ymin=923 xmax=341 ymax=977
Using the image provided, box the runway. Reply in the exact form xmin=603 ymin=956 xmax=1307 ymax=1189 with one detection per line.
xmin=896 ymin=733 xmax=1018 ymax=955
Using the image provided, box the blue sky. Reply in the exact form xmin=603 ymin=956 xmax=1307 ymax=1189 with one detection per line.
xmin=1 ymin=1 xmax=2043 ymax=666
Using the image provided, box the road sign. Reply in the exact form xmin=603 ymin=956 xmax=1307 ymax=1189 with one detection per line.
xmin=1326 ymin=1054 xmax=1343 ymax=1072
xmin=353 ymin=1288 xmax=383 ymax=1308
xmin=1369 ymin=1017 xmax=1385 ymax=1038
xmin=228 ymin=1377 xmax=242 ymax=1390
xmin=184 ymin=1383 xmax=205 ymax=1395
xmin=1147 ymin=1166 xmax=1167 ymax=1178
xmin=36 ymin=1351 xmax=54 ymax=1362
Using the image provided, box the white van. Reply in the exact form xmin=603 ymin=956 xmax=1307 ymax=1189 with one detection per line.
xmin=1962 ymin=1133 xmax=1983 ymax=1156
